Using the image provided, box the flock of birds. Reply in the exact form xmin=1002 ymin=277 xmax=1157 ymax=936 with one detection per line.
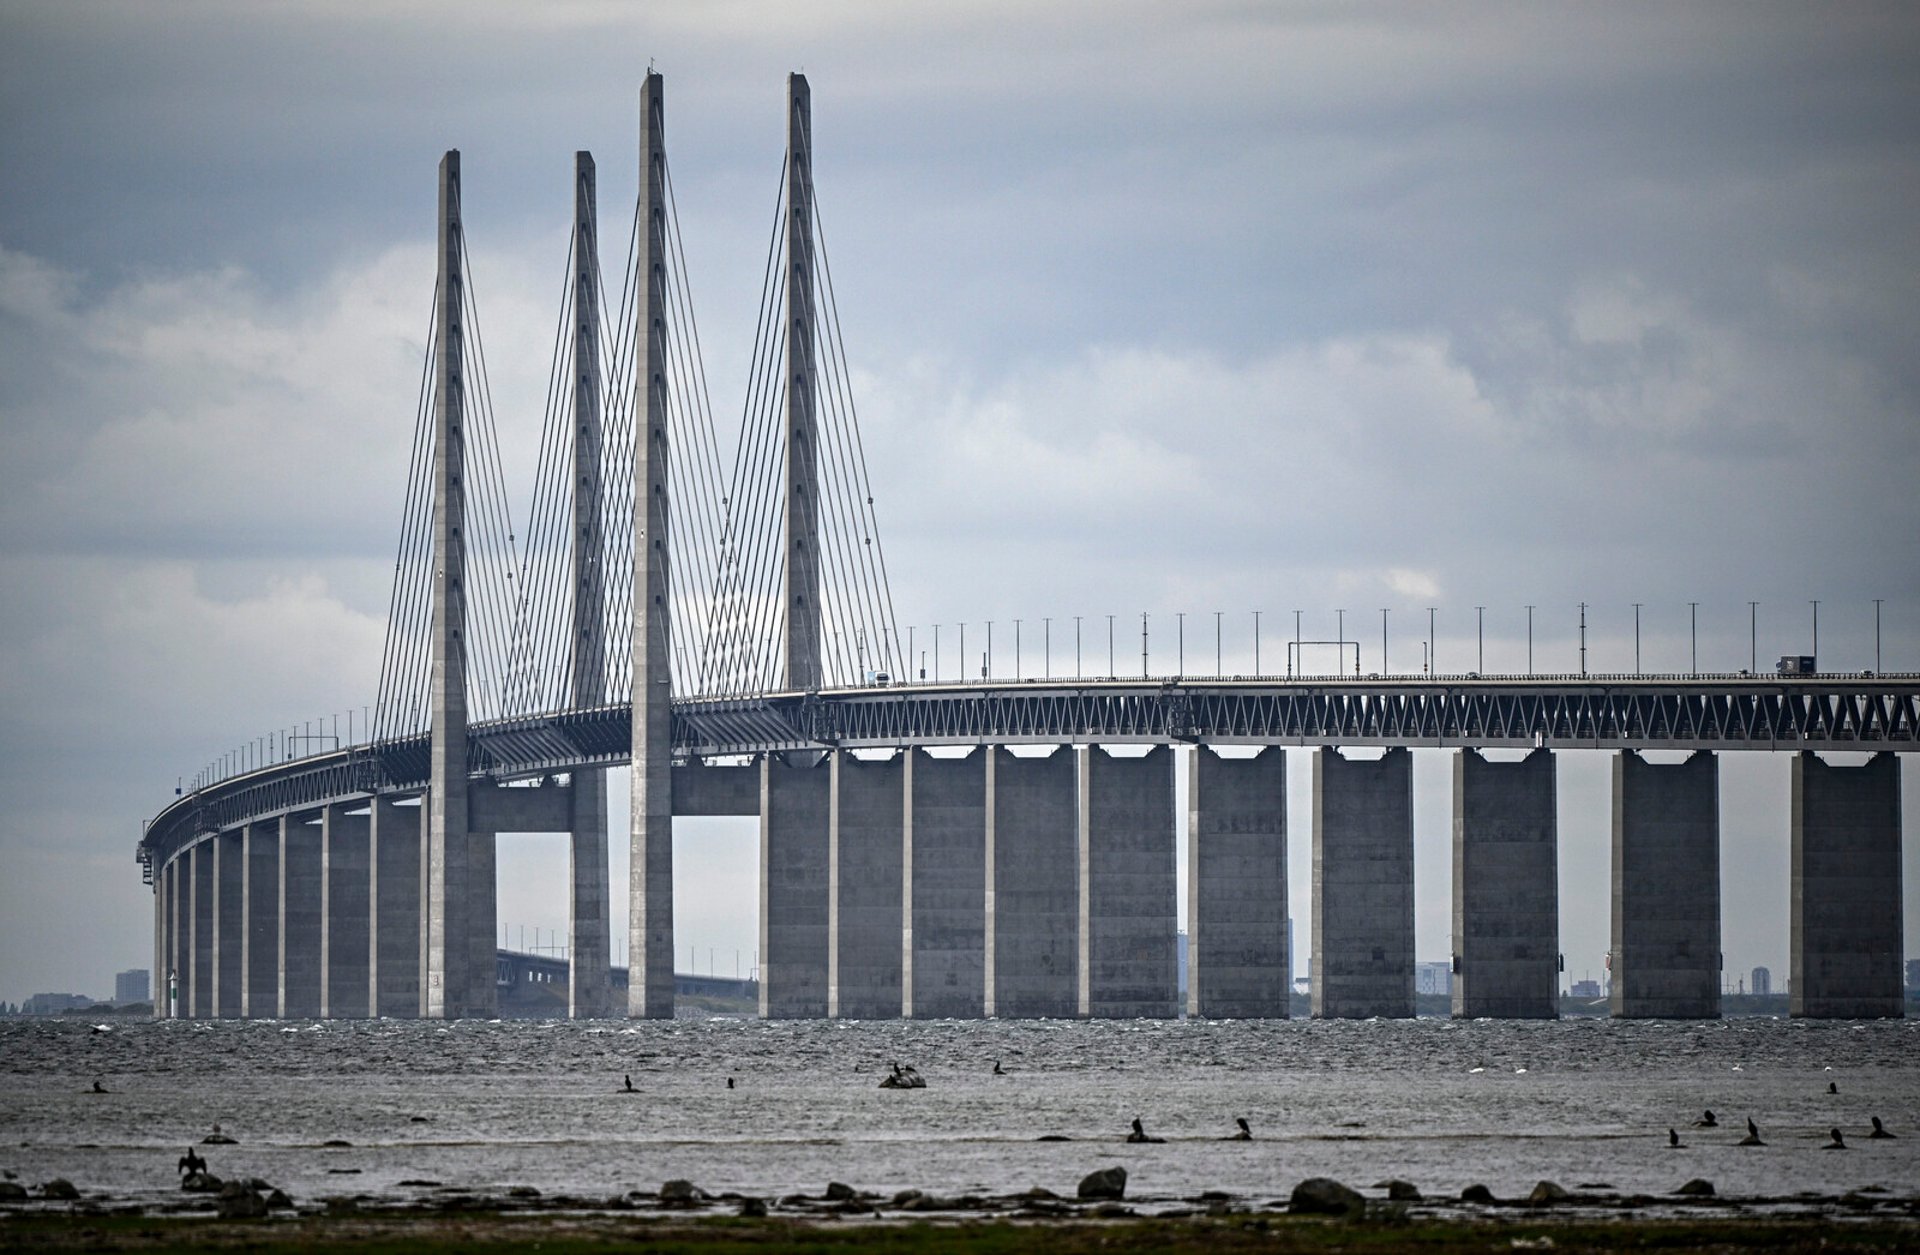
xmin=1667 ymin=1104 xmax=1897 ymax=1152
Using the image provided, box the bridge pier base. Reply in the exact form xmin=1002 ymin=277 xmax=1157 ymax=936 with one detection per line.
xmin=321 ymin=806 xmax=371 ymax=1019
xmin=280 ymin=814 xmax=322 ymax=1018
xmin=371 ymin=797 xmax=421 ymax=1018
xmin=465 ymin=831 xmax=497 ymax=1018
xmin=760 ymin=752 xmax=831 ymax=1018
xmin=1791 ymin=752 xmax=1903 ymax=1018
xmin=1312 ymin=747 xmax=1414 ymax=1019
xmin=1610 ymin=750 xmax=1720 ymax=1019
xmin=215 ymin=832 xmax=243 ymax=1018
xmin=1188 ymin=746 xmax=1289 ymax=1018
xmin=244 ymin=821 xmax=278 ymax=1018
xmin=1079 ymin=745 xmax=1178 ymax=1019
xmin=829 ymin=752 xmax=904 ymax=1018
xmin=904 ymin=749 xmax=986 ymax=1019
xmin=987 ymin=746 xmax=1078 ymax=1018
xmin=1452 ymin=748 xmax=1559 ymax=1019
xmin=156 ymin=860 xmax=174 ymax=1018
xmin=569 ymin=771 xmax=612 ymax=1019
xmin=191 ymin=841 xmax=213 ymax=1017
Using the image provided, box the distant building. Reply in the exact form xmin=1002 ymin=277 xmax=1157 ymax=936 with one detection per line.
xmin=1570 ymin=979 xmax=1602 ymax=998
xmin=1415 ymin=961 xmax=1452 ymax=996
xmin=22 ymin=992 xmax=94 ymax=1015
xmin=115 ymin=969 xmax=150 ymax=1005
xmin=1750 ymin=966 xmax=1772 ymax=997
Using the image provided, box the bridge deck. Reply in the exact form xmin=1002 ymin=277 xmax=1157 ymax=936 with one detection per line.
xmin=140 ymin=673 xmax=1920 ymax=873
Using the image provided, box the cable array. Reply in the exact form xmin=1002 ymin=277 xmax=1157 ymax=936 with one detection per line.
xmin=701 ymin=158 xmax=901 ymax=696
xmin=373 ymin=191 xmax=527 ymax=735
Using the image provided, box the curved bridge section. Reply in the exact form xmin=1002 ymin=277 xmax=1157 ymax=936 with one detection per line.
xmin=141 ymin=673 xmax=1920 ymax=874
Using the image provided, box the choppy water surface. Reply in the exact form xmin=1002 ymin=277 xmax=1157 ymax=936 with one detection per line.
xmin=3 ymin=1016 xmax=1917 ymax=1214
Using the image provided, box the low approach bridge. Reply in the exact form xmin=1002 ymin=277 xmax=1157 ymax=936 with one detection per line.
xmin=139 ymin=72 xmax=1912 ymax=1027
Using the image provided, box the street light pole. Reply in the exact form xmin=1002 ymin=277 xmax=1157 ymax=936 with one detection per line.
xmin=1427 ymin=607 xmax=1436 ymax=676
xmin=1578 ymin=602 xmax=1588 ymax=676
xmin=1809 ymin=600 xmax=1819 ymax=660
xmin=1141 ymin=612 xmax=1150 ymax=679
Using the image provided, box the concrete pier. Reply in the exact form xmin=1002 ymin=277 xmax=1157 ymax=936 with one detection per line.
xmin=1079 ymin=745 xmax=1177 ymax=1019
xmin=904 ymin=749 xmax=986 ymax=1019
xmin=465 ymin=828 xmax=497 ymax=1018
xmin=191 ymin=841 xmax=212 ymax=1017
xmin=321 ymin=806 xmax=371 ymax=1019
xmin=1791 ymin=752 xmax=1903 ymax=1018
xmin=986 ymin=747 xmax=1079 ymax=1018
xmin=279 ymin=814 xmax=322 ymax=1018
xmin=829 ymin=752 xmax=904 ymax=1018
xmin=569 ymin=770 xmax=612 ymax=1018
xmin=1312 ymin=747 xmax=1414 ymax=1019
xmin=1187 ymin=746 xmax=1288 ymax=1018
xmin=215 ymin=832 xmax=243 ymax=1018
xmin=370 ymin=797 xmax=421 ymax=1017
xmin=1610 ymin=750 xmax=1720 ymax=1019
xmin=243 ymin=822 xmax=278 ymax=1017
xmin=1452 ymin=748 xmax=1559 ymax=1019
xmin=761 ymin=753 xmax=831 ymax=1017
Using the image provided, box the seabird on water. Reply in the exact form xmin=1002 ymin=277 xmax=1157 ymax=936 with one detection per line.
xmin=1869 ymin=1116 xmax=1895 ymax=1140
xmin=1738 ymin=1117 xmax=1765 ymax=1147
xmin=1668 ymin=1128 xmax=1684 ymax=1149
xmin=1692 ymin=1110 xmax=1718 ymax=1128
xmin=1231 ymin=1117 xmax=1252 ymax=1141
xmin=1823 ymin=1127 xmax=1847 ymax=1150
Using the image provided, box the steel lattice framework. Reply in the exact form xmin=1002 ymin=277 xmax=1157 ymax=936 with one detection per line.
xmin=139 ymin=673 xmax=1920 ymax=881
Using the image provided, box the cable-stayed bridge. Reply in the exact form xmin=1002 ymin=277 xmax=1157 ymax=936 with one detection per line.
xmin=139 ymin=74 xmax=1918 ymax=1025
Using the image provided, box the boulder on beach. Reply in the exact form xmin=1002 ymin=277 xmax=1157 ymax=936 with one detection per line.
xmin=181 ymin=1171 xmax=223 ymax=1194
xmin=1528 ymin=1181 xmax=1570 ymax=1205
xmin=265 ymin=1189 xmax=293 ymax=1210
xmin=39 ymin=1179 xmax=80 ymax=1201
xmin=1380 ymin=1180 xmax=1422 ymax=1201
xmin=659 ymin=1179 xmax=706 ymax=1206
xmin=825 ymin=1181 xmax=857 ymax=1201
xmin=217 ymin=1183 xmax=267 ymax=1219
xmin=1459 ymin=1184 xmax=1496 ymax=1204
xmin=1077 ymin=1165 xmax=1128 ymax=1201
xmin=0 ymin=1182 xmax=29 ymax=1201
xmin=1676 ymin=1178 xmax=1715 ymax=1197
xmin=1289 ymin=1177 xmax=1364 ymax=1216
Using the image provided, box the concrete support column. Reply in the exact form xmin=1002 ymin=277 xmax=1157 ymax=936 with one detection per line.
xmin=1079 ymin=745 xmax=1177 ymax=1019
xmin=828 ymin=752 xmax=903 ymax=1018
xmin=569 ymin=770 xmax=612 ymax=1018
xmin=1312 ymin=747 xmax=1414 ymax=1019
xmin=164 ymin=858 xmax=180 ymax=1018
xmin=279 ymin=815 xmax=322 ymax=1018
xmin=371 ymin=797 xmax=421 ymax=1018
xmin=321 ymin=806 xmax=371 ymax=1019
xmin=1188 ymin=746 xmax=1288 ymax=1018
xmin=243 ymin=822 xmax=278 ymax=1018
xmin=466 ymin=828 xmax=497 ymax=1018
xmin=760 ymin=752 xmax=831 ymax=1018
xmin=904 ymin=749 xmax=986 ymax=1019
xmin=215 ymin=832 xmax=244 ymax=1017
xmin=1610 ymin=750 xmax=1720 ymax=1019
xmin=152 ymin=862 xmax=164 ymax=1018
xmin=191 ymin=840 xmax=213 ymax=1017
xmin=1791 ymin=752 xmax=1903 ymax=1018
xmin=1452 ymin=748 xmax=1559 ymax=1019
xmin=986 ymin=746 xmax=1078 ymax=1018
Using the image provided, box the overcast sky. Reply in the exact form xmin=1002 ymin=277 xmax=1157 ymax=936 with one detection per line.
xmin=2 ymin=1 xmax=1916 ymax=1005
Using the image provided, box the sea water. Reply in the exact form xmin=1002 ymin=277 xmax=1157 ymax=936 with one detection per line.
xmin=2 ymin=1016 xmax=1916 ymax=1212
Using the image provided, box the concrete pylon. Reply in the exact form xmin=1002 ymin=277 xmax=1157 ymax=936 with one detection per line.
xmin=568 ymin=150 xmax=612 ymax=1019
xmin=783 ymin=72 xmax=821 ymax=690
xmin=425 ymin=149 xmax=472 ymax=1018
xmin=628 ymin=72 xmax=675 ymax=1018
